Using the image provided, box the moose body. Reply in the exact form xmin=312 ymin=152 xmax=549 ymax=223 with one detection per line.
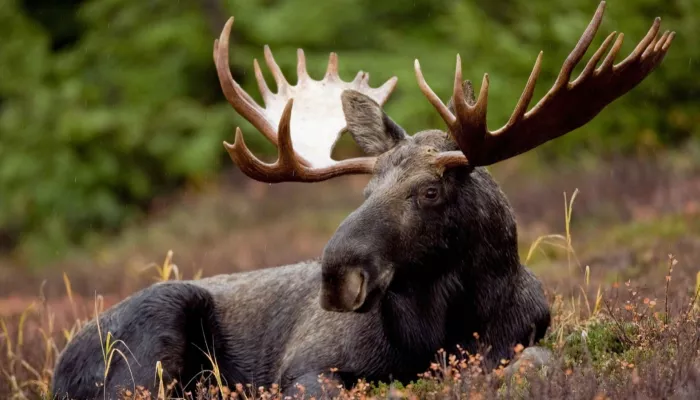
xmin=53 ymin=134 xmax=550 ymax=399
xmin=52 ymin=2 xmax=673 ymax=398
xmin=53 ymin=246 xmax=548 ymax=399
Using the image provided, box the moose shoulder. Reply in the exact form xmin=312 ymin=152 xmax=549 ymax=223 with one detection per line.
xmin=52 ymin=2 xmax=674 ymax=398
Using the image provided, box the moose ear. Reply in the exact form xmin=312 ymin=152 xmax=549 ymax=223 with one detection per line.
xmin=341 ymin=90 xmax=408 ymax=156
xmin=446 ymin=80 xmax=477 ymax=115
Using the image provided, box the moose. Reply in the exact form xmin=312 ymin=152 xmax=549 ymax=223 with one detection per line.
xmin=52 ymin=2 xmax=673 ymax=398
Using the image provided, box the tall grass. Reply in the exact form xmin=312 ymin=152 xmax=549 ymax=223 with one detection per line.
xmin=1 ymin=197 xmax=700 ymax=399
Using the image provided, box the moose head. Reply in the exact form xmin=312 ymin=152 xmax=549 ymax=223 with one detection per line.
xmin=213 ymin=1 xmax=673 ymax=313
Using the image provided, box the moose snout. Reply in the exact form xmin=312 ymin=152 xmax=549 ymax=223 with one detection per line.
xmin=320 ymin=207 xmax=395 ymax=312
xmin=320 ymin=267 xmax=368 ymax=312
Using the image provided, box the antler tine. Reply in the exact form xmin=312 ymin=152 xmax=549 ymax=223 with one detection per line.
xmin=450 ymin=55 xmax=470 ymax=146
xmin=414 ymin=59 xmax=457 ymax=128
xmin=552 ymin=1 xmax=606 ymax=91
xmin=368 ymin=76 xmax=399 ymax=106
xmin=325 ymin=52 xmax=340 ymax=81
xmin=452 ymin=54 xmax=490 ymax=134
xmin=360 ymin=72 xmax=370 ymax=87
xmin=451 ymin=55 xmax=466 ymax=122
xmin=263 ymin=45 xmax=290 ymax=95
xmin=253 ymin=59 xmax=273 ymax=106
xmin=505 ymin=52 xmax=542 ymax=128
xmin=573 ymin=32 xmax=616 ymax=84
xmin=223 ymin=128 xmax=277 ymax=181
xmin=661 ymin=31 xmax=675 ymax=52
xmin=597 ymin=33 xmax=625 ymax=73
xmin=297 ymin=49 xmax=311 ymax=83
xmin=223 ymin=99 xmax=307 ymax=182
xmin=275 ymin=99 xmax=306 ymax=172
xmin=652 ymin=31 xmax=670 ymax=54
xmin=621 ymin=17 xmax=660 ymax=66
xmin=214 ymin=18 xmax=279 ymax=145
xmin=641 ymin=34 xmax=660 ymax=60
xmin=429 ymin=1 xmax=674 ymax=169
xmin=433 ymin=54 xmax=491 ymax=160
xmin=351 ymin=71 xmax=365 ymax=85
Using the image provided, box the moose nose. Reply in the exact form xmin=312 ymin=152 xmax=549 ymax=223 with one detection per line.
xmin=320 ymin=204 xmax=387 ymax=312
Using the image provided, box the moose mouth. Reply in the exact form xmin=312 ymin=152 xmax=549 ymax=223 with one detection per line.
xmin=320 ymin=268 xmax=368 ymax=312
xmin=320 ymin=266 xmax=395 ymax=313
xmin=348 ymin=269 xmax=368 ymax=311
xmin=354 ymin=268 xmax=395 ymax=313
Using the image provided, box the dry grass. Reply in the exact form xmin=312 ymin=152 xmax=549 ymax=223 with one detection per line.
xmin=2 ymin=186 xmax=700 ymax=399
xmin=3 ymin=248 xmax=700 ymax=399
xmin=2 ymin=154 xmax=700 ymax=399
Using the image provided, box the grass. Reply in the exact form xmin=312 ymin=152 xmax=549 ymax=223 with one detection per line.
xmin=1 ymin=189 xmax=700 ymax=399
xmin=2 ymin=152 xmax=700 ymax=399
xmin=28 ymin=262 xmax=699 ymax=400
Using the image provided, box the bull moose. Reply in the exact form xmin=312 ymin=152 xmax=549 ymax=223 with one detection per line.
xmin=52 ymin=2 xmax=674 ymax=398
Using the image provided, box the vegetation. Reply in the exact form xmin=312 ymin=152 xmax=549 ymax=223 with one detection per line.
xmin=1 ymin=0 xmax=698 ymax=397
xmin=1 ymin=0 xmax=698 ymax=265
xmin=2 ymin=180 xmax=700 ymax=399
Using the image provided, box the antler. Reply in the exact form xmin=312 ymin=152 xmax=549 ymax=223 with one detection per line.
xmin=415 ymin=1 xmax=675 ymax=168
xmin=214 ymin=17 xmax=398 ymax=183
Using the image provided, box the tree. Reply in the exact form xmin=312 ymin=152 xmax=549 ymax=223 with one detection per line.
xmin=0 ymin=0 xmax=697 ymax=266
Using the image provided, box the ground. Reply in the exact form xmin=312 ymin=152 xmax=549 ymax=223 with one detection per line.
xmin=2 ymin=149 xmax=700 ymax=399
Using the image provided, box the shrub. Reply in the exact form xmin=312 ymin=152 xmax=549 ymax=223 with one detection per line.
xmin=1 ymin=0 xmax=698 ymax=265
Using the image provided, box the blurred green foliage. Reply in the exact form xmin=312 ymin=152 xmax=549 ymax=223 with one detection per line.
xmin=0 ymin=0 xmax=698 ymax=265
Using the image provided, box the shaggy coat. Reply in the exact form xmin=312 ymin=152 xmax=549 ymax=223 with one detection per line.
xmin=52 ymin=92 xmax=551 ymax=399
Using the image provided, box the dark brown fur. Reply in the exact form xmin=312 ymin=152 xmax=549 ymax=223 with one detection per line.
xmin=52 ymin=90 xmax=550 ymax=399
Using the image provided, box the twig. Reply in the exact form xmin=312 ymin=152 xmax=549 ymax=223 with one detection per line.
xmin=601 ymin=296 xmax=636 ymax=346
xmin=664 ymin=254 xmax=677 ymax=325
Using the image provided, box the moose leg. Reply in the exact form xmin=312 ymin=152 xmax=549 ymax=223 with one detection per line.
xmin=52 ymin=282 xmax=232 ymax=400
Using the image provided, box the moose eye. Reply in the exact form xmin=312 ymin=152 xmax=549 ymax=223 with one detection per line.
xmin=419 ymin=186 xmax=441 ymax=205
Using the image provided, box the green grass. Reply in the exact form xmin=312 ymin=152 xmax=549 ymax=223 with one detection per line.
xmin=583 ymin=213 xmax=700 ymax=254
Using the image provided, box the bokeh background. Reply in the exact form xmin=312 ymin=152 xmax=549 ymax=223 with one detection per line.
xmin=0 ymin=0 xmax=699 ymax=343
xmin=1 ymin=0 xmax=700 ymax=397
xmin=1 ymin=0 xmax=698 ymax=269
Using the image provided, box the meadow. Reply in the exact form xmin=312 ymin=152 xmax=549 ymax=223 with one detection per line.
xmin=2 ymin=0 xmax=699 ymax=398
xmin=2 ymin=148 xmax=700 ymax=399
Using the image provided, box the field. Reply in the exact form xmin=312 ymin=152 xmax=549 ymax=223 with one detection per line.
xmin=2 ymin=149 xmax=700 ymax=399
xmin=2 ymin=0 xmax=698 ymax=398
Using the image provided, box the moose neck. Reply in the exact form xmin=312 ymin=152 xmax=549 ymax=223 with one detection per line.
xmin=380 ymin=167 xmax=522 ymax=351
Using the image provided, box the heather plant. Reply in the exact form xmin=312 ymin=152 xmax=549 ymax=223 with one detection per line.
xmin=3 ymin=198 xmax=700 ymax=399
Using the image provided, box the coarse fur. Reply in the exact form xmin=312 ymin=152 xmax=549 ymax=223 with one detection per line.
xmin=52 ymin=91 xmax=551 ymax=399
